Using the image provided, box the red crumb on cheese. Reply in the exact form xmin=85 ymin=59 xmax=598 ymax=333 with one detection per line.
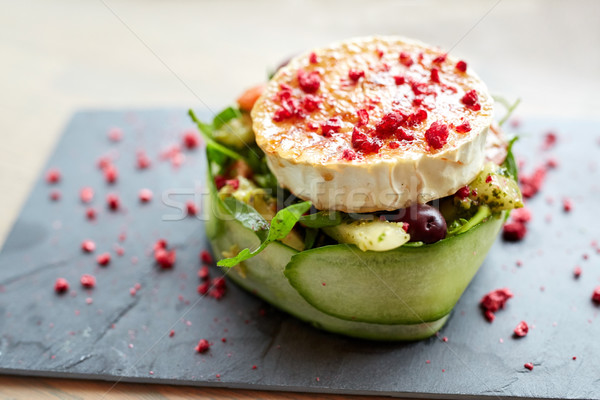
xmin=183 ymin=131 xmax=200 ymax=149
xmin=430 ymin=68 xmax=440 ymax=83
xmin=455 ymin=60 xmax=467 ymax=73
xmin=356 ymin=109 xmax=369 ymax=127
xmin=352 ymin=127 xmax=382 ymax=154
xmin=454 ymin=121 xmax=471 ymax=133
xmin=393 ymin=75 xmax=405 ymax=85
xmin=321 ymin=117 xmax=343 ymax=137
xmin=513 ymin=321 xmax=529 ymax=337
xmin=301 ymin=95 xmax=321 ymax=112
xmin=342 ymin=149 xmax=357 ymax=161
xmin=309 ymin=52 xmax=318 ymax=64
xmin=297 ymin=69 xmax=321 ymax=93
xmin=45 ymin=168 xmax=61 ymax=184
xmin=97 ymin=253 xmax=111 ymax=266
xmin=81 ymin=240 xmax=96 ymax=253
xmin=424 ymin=121 xmax=449 ymax=150
xmin=399 ymin=52 xmax=414 ymax=67
xmin=461 ymin=90 xmax=481 ymax=111
xmin=348 ymin=69 xmax=365 ymax=81
xmin=195 ymin=339 xmax=210 ymax=353
xmin=80 ymin=274 xmax=96 ymax=288
xmin=432 ymin=54 xmax=447 ymax=64
xmin=54 ymin=278 xmax=69 ymax=293
xmin=480 ymin=288 xmax=513 ymax=322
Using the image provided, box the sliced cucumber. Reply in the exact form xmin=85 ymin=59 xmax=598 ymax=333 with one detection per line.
xmin=284 ymin=212 xmax=504 ymax=325
xmin=206 ymin=194 xmax=449 ymax=341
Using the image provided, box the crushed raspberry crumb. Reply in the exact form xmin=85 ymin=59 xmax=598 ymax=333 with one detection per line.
xmin=78 ymin=187 xmax=94 ymax=203
xmin=103 ymin=164 xmax=118 ymax=184
xmin=155 ymin=248 xmax=176 ymax=269
xmin=107 ymin=128 xmax=123 ymax=142
xmin=395 ymin=128 xmax=414 ymax=142
xmin=393 ymin=75 xmax=405 ymax=85
xmin=342 ymin=149 xmax=357 ymax=161
xmin=592 ymin=287 xmax=600 ymax=304
xmin=252 ymin=365 xmax=257 ymax=370
xmin=513 ymin=321 xmax=529 ymax=337
xmin=454 ymin=121 xmax=471 ymax=133
xmin=503 ymin=221 xmax=527 ymax=241
xmin=524 ymin=363 xmax=534 ymax=371
xmin=430 ymin=68 xmax=440 ymax=83
xmin=81 ymin=240 xmax=96 ymax=253
xmin=480 ymin=288 xmax=513 ymax=322
xmin=197 ymin=282 xmax=210 ymax=295
xmin=136 ymin=151 xmax=151 ymax=169
xmin=309 ymin=52 xmax=318 ymax=64
xmin=562 ymin=198 xmax=573 ymax=212
xmin=348 ymin=69 xmax=365 ymax=82
xmin=352 ymin=127 xmax=382 ymax=154
xmin=320 ymin=117 xmax=343 ymax=137
xmin=198 ymin=266 xmax=210 ymax=280
xmin=80 ymin=274 xmax=96 ymax=288
xmin=511 ymin=207 xmax=532 ymax=223
xmin=301 ymin=94 xmax=321 ymax=112
xmin=45 ymin=168 xmax=61 ymax=184
xmin=221 ymin=337 xmax=227 ymax=343
xmin=85 ymin=208 xmax=96 ymax=220
xmin=389 ymin=142 xmax=400 ymax=149
xmin=138 ymin=188 xmax=153 ymax=203
xmin=201 ymin=250 xmax=213 ymax=264
xmin=375 ymin=112 xmax=404 ymax=137
xmin=520 ymin=167 xmax=546 ymax=198
xmin=425 ymin=121 xmax=449 ymax=150
xmin=573 ymin=266 xmax=582 ymax=278
xmin=399 ymin=52 xmax=414 ymax=67
xmin=54 ymin=278 xmax=69 ymax=293
xmin=297 ymin=69 xmax=321 ymax=93
xmin=183 ymin=131 xmax=200 ymax=149
xmin=97 ymin=253 xmax=111 ymax=266
xmin=432 ymin=54 xmax=447 ymax=64
xmin=186 ymin=201 xmax=198 ymax=216
xmin=542 ymin=132 xmax=557 ymax=150
xmin=195 ymin=339 xmax=210 ymax=353
xmin=356 ymin=109 xmax=369 ymax=127
xmin=106 ymin=193 xmax=120 ymax=210
xmin=461 ymin=90 xmax=481 ymax=111
xmin=455 ymin=60 xmax=467 ymax=73
xmin=169 ymin=330 xmax=175 ymax=337
xmin=49 ymin=190 xmax=61 ymax=201
xmin=456 ymin=186 xmax=471 ymax=199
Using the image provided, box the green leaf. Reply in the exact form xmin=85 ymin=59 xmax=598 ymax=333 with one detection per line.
xmin=222 ymin=197 xmax=269 ymax=239
xmin=502 ymin=136 xmax=519 ymax=181
xmin=304 ymin=228 xmax=319 ymax=250
xmin=299 ymin=210 xmax=343 ymax=228
xmin=451 ymin=205 xmax=491 ymax=236
xmin=217 ymin=201 xmax=312 ymax=267
xmin=188 ymin=109 xmax=243 ymax=161
xmin=213 ymin=107 xmax=242 ymax=129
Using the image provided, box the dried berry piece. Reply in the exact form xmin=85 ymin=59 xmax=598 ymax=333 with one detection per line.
xmin=321 ymin=117 xmax=343 ymax=137
xmin=81 ymin=240 xmax=96 ymax=253
xmin=513 ymin=321 xmax=529 ymax=337
xmin=301 ymin=95 xmax=321 ymax=112
xmin=454 ymin=121 xmax=471 ymax=133
xmin=351 ymin=127 xmax=382 ymax=154
xmin=195 ymin=339 xmax=210 ymax=353
xmin=155 ymin=248 xmax=176 ymax=269
xmin=430 ymin=68 xmax=440 ymax=83
xmin=80 ymin=187 xmax=94 ymax=203
xmin=393 ymin=75 xmax=405 ymax=85
xmin=563 ymin=198 xmax=573 ymax=212
xmin=183 ymin=131 xmax=200 ymax=149
xmin=520 ymin=167 xmax=546 ymax=198
xmin=432 ymin=54 xmax=447 ymax=64
xmin=456 ymin=186 xmax=471 ymax=199
xmin=197 ymin=282 xmax=210 ymax=295
xmin=136 ymin=151 xmax=151 ymax=169
xmin=106 ymin=193 xmax=120 ymax=210
xmin=356 ymin=109 xmax=369 ymax=127
xmin=297 ymin=69 xmax=321 ymax=93
xmin=524 ymin=363 xmax=534 ymax=371
xmin=348 ymin=69 xmax=365 ymax=82
xmin=97 ymin=253 xmax=111 ymax=266
xmin=103 ymin=164 xmax=118 ymax=184
xmin=198 ymin=266 xmax=210 ymax=280
xmin=573 ymin=266 xmax=582 ymax=278
xmin=407 ymin=109 xmax=427 ymax=126
xmin=592 ymin=287 xmax=600 ymax=304
xmin=80 ymin=274 xmax=96 ymax=288
xmin=480 ymin=288 xmax=513 ymax=322
xmin=455 ymin=60 xmax=467 ymax=73
xmin=107 ymin=128 xmax=123 ymax=142
xmin=461 ymin=90 xmax=481 ymax=111
xmin=511 ymin=207 xmax=532 ymax=223
xmin=54 ymin=278 xmax=69 ymax=293
xmin=139 ymin=188 xmax=153 ymax=203
xmin=86 ymin=208 xmax=96 ymax=220
xmin=49 ymin=190 xmax=61 ymax=201
xmin=503 ymin=221 xmax=527 ymax=241
xmin=375 ymin=112 xmax=404 ymax=137
xmin=425 ymin=121 xmax=449 ymax=150
xmin=341 ymin=149 xmax=357 ymax=161
xmin=399 ymin=52 xmax=414 ymax=67
xmin=45 ymin=168 xmax=61 ymax=184
xmin=200 ymin=250 xmax=213 ymax=264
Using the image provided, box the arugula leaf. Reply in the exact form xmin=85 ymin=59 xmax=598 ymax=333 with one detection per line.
xmin=217 ymin=201 xmax=312 ymax=267
xmin=502 ymin=136 xmax=519 ymax=181
xmin=222 ymin=197 xmax=269 ymax=240
xmin=299 ymin=210 xmax=343 ymax=228
xmin=213 ymin=107 xmax=242 ymax=129
xmin=188 ymin=109 xmax=243 ymax=161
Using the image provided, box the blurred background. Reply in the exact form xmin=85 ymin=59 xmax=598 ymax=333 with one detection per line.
xmin=1 ymin=0 xmax=599 ymax=244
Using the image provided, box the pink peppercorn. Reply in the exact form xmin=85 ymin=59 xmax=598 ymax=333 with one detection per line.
xmin=45 ymin=168 xmax=61 ymax=184
xmin=54 ymin=278 xmax=69 ymax=293
xmin=97 ymin=252 xmax=111 ymax=266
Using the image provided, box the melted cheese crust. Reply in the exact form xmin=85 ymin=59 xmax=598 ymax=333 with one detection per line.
xmin=251 ymin=36 xmax=494 ymax=212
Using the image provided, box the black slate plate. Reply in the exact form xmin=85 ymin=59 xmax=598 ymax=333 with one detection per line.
xmin=1 ymin=110 xmax=599 ymax=399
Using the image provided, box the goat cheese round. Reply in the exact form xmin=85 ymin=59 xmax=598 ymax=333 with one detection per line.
xmin=251 ymin=36 xmax=493 ymax=213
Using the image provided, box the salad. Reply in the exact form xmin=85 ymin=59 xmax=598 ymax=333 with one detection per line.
xmin=190 ymin=36 xmax=522 ymax=340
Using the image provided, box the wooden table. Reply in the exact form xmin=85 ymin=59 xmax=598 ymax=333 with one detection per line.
xmin=1 ymin=0 xmax=598 ymax=398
